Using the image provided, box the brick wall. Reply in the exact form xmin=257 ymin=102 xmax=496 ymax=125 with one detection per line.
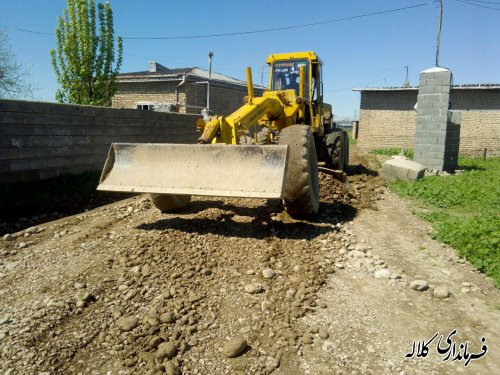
xmin=358 ymin=109 xmax=417 ymax=151
xmin=195 ymin=84 xmax=264 ymax=116
xmin=0 ymin=100 xmax=199 ymax=184
xmin=113 ymin=80 xmax=264 ymax=116
xmin=452 ymin=89 xmax=500 ymax=110
xmin=185 ymin=83 xmax=207 ymax=114
xmin=112 ymin=81 xmax=185 ymax=112
xmin=461 ymin=111 xmax=500 ymax=156
xmin=357 ymin=89 xmax=500 ymax=156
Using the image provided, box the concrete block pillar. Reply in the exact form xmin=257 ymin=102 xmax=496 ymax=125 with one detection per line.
xmin=414 ymin=67 xmax=460 ymax=172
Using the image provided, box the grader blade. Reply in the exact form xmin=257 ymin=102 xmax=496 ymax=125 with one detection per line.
xmin=97 ymin=143 xmax=289 ymax=198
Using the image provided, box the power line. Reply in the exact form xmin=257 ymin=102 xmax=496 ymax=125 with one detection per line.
xmin=0 ymin=1 xmax=439 ymax=42
xmin=463 ymin=0 xmax=500 ymax=4
xmin=122 ymin=1 xmax=437 ymax=40
xmin=0 ymin=25 xmax=53 ymax=36
xmin=454 ymin=0 xmax=500 ymax=10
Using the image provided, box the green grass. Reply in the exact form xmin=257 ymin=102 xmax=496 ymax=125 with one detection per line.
xmin=371 ymin=147 xmax=414 ymax=159
xmin=346 ymin=129 xmax=357 ymax=146
xmin=391 ymin=157 xmax=500 ymax=287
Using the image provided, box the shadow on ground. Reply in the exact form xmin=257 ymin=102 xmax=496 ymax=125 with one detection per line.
xmin=137 ymin=199 xmax=357 ymax=240
xmin=347 ymin=164 xmax=378 ymax=177
xmin=458 ymin=164 xmax=485 ymax=172
xmin=0 ymin=172 xmax=132 ymax=235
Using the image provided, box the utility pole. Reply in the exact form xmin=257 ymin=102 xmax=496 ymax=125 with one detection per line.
xmin=436 ymin=0 xmax=443 ymax=67
xmin=207 ymin=51 xmax=213 ymax=112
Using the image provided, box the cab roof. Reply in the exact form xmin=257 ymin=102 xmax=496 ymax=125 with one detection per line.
xmin=266 ymin=51 xmax=323 ymax=65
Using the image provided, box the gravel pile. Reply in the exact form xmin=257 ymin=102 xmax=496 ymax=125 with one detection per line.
xmin=0 ymin=169 xmax=385 ymax=374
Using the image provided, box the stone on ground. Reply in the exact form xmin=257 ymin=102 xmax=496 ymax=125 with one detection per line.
xmin=374 ymin=269 xmax=391 ymax=279
xmin=223 ymin=336 xmax=248 ymax=358
xmin=116 ymin=316 xmax=139 ymax=332
xmin=381 ymin=157 xmax=425 ymax=182
xmin=156 ymin=341 xmax=177 ymax=360
xmin=410 ymin=280 xmax=429 ymax=291
xmin=434 ymin=285 xmax=450 ymax=298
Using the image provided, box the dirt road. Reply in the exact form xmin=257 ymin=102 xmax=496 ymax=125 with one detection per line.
xmin=1 ymin=154 xmax=498 ymax=375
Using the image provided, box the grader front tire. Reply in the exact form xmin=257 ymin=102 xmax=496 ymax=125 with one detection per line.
xmin=150 ymin=194 xmax=191 ymax=212
xmin=279 ymin=125 xmax=320 ymax=216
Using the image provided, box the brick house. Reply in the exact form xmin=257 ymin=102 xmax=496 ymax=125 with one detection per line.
xmin=112 ymin=61 xmax=264 ymax=116
xmin=353 ymin=84 xmax=500 ymax=156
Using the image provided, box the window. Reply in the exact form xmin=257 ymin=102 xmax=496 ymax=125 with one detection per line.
xmin=136 ymin=103 xmax=155 ymax=111
xmin=271 ymin=59 xmax=310 ymax=98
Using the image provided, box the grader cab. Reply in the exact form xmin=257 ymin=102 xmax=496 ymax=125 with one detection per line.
xmin=98 ymin=51 xmax=348 ymax=216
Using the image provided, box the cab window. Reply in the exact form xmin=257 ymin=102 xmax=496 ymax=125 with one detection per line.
xmin=271 ymin=60 xmax=310 ymax=98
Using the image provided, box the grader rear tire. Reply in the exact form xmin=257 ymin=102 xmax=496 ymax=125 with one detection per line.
xmin=150 ymin=194 xmax=191 ymax=213
xmin=279 ymin=125 xmax=320 ymax=216
xmin=325 ymin=131 xmax=349 ymax=171
xmin=342 ymin=131 xmax=350 ymax=171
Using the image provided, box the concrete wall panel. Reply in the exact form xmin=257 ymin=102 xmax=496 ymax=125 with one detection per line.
xmin=0 ymin=100 xmax=199 ymax=184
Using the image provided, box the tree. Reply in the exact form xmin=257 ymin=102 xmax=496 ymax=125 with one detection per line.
xmin=50 ymin=0 xmax=123 ymax=106
xmin=0 ymin=31 xmax=35 ymax=98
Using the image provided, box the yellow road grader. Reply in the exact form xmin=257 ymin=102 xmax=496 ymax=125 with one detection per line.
xmin=98 ymin=51 xmax=349 ymax=216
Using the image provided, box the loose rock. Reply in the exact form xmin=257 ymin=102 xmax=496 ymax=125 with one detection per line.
xmin=149 ymin=336 xmax=164 ymax=349
xmin=265 ymin=356 xmax=280 ymax=370
xmin=244 ymin=283 xmax=264 ymax=294
xmin=302 ymin=333 xmax=313 ymax=345
xmin=324 ymin=267 xmax=335 ymax=274
xmin=374 ymin=269 xmax=391 ymax=279
xmin=433 ymin=286 xmax=450 ymax=298
xmin=156 ymin=341 xmax=177 ymax=361
xmin=319 ymin=328 xmax=329 ymax=339
xmin=75 ymin=291 xmax=93 ymax=302
xmin=262 ymin=268 xmax=275 ymax=279
xmin=410 ymin=280 xmax=429 ymax=291
xmin=116 ymin=316 xmax=139 ymax=332
xmin=164 ymin=361 xmax=181 ymax=375
xmin=223 ymin=336 xmax=248 ymax=358
xmin=160 ymin=312 xmax=175 ymax=324
xmin=390 ymin=272 xmax=402 ymax=280
xmin=350 ymin=250 xmax=366 ymax=258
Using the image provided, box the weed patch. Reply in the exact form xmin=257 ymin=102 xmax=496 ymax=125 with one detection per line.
xmin=371 ymin=148 xmax=414 ymax=159
xmin=346 ymin=129 xmax=357 ymax=147
xmin=391 ymin=157 xmax=500 ymax=287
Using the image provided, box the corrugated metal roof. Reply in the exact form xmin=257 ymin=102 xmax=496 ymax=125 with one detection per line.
xmin=119 ymin=67 xmax=193 ymax=77
xmin=353 ymin=83 xmax=500 ymax=92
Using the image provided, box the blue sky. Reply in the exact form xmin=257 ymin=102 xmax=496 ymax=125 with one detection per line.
xmin=1 ymin=0 xmax=499 ymax=118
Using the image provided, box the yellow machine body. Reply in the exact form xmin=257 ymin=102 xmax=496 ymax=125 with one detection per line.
xmin=98 ymin=51 xmax=337 ymax=201
xmin=197 ymin=51 xmax=326 ymax=145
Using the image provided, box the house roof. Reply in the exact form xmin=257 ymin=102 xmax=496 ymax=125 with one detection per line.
xmin=119 ymin=67 xmax=194 ymax=77
xmin=117 ymin=63 xmax=263 ymax=88
xmin=353 ymin=83 xmax=500 ymax=92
